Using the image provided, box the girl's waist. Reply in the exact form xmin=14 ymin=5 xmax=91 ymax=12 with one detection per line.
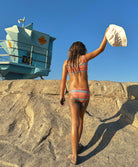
xmin=69 ymin=87 xmax=90 ymax=93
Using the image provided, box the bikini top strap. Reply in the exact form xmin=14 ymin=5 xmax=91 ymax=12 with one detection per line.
xmin=81 ymin=55 xmax=87 ymax=63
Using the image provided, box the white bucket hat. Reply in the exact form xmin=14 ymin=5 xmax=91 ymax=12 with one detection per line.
xmin=106 ymin=24 xmax=127 ymax=47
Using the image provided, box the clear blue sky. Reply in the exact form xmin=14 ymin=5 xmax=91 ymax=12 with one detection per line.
xmin=0 ymin=0 xmax=138 ymax=82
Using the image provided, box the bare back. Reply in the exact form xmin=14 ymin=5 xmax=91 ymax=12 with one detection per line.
xmin=66 ymin=55 xmax=89 ymax=90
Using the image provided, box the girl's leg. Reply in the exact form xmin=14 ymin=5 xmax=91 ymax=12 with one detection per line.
xmin=78 ymin=99 xmax=89 ymax=144
xmin=68 ymin=97 xmax=80 ymax=164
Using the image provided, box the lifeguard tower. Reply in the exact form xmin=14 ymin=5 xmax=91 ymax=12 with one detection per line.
xmin=0 ymin=18 xmax=56 ymax=80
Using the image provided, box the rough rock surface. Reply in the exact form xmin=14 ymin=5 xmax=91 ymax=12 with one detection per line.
xmin=0 ymin=80 xmax=138 ymax=167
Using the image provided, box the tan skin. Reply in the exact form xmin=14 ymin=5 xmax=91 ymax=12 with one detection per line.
xmin=60 ymin=28 xmax=108 ymax=164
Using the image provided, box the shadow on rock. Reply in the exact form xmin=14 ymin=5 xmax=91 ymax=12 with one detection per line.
xmin=78 ymin=85 xmax=138 ymax=164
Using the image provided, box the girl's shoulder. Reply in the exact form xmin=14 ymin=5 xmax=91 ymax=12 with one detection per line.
xmin=63 ymin=59 xmax=68 ymax=67
xmin=80 ymin=55 xmax=87 ymax=63
xmin=65 ymin=59 xmax=68 ymax=64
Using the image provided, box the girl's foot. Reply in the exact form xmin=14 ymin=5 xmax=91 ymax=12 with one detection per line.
xmin=66 ymin=154 xmax=77 ymax=165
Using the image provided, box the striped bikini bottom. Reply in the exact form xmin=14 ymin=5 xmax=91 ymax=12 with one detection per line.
xmin=69 ymin=88 xmax=90 ymax=102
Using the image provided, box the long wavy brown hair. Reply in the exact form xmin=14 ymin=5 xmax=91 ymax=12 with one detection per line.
xmin=67 ymin=41 xmax=87 ymax=67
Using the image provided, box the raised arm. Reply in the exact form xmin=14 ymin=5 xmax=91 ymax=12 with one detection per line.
xmin=60 ymin=60 xmax=68 ymax=105
xmin=85 ymin=28 xmax=108 ymax=61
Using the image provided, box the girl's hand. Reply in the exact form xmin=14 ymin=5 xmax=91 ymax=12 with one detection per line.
xmin=105 ymin=27 xmax=109 ymax=37
xmin=60 ymin=97 xmax=65 ymax=106
xmin=106 ymin=27 xmax=109 ymax=32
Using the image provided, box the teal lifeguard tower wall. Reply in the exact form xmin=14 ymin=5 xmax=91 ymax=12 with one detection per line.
xmin=0 ymin=21 xmax=55 ymax=80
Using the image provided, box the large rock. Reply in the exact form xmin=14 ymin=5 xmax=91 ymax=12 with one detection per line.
xmin=0 ymin=80 xmax=138 ymax=167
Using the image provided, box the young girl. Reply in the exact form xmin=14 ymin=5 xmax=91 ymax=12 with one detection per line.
xmin=60 ymin=28 xmax=108 ymax=164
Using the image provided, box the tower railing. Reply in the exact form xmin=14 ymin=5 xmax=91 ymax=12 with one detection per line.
xmin=0 ymin=40 xmax=51 ymax=68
